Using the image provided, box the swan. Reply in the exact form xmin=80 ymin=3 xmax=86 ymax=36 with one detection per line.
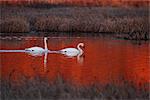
xmin=59 ymin=43 xmax=84 ymax=57
xmin=25 ymin=37 xmax=49 ymax=56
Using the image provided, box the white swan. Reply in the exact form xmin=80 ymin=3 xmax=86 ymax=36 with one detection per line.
xmin=25 ymin=37 xmax=49 ymax=56
xmin=59 ymin=43 xmax=84 ymax=57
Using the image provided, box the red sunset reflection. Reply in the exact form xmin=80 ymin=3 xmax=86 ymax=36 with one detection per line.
xmin=0 ymin=37 xmax=149 ymax=87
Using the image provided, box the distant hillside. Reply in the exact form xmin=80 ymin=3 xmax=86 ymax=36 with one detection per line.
xmin=0 ymin=0 xmax=149 ymax=7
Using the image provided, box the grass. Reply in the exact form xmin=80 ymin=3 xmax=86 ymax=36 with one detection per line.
xmin=0 ymin=17 xmax=30 ymax=33
xmin=0 ymin=5 xmax=149 ymax=40
xmin=1 ymin=75 xmax=149 ymax=100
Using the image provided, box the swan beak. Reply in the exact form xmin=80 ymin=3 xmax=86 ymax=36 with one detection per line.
xmin=58 ymin=51 xmax=63 ymax=53
xmin=25 ymin=49 xmax=30 ymax=52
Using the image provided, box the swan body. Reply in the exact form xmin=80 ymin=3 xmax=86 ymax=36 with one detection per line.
xmin=25 ymin=37 xmax=49 ymax=56
xmin=60 ymin=48 xmax=80 ymax=57
xmin=25 ymin=47 xmax=46 ymax=55
xmin=60 ymin=43 xmax=84 ymax=57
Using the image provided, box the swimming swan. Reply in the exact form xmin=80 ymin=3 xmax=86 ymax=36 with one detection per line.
xmin=59 ymin=43 xmax=84 ymax=57
xmin=25 ymin=37 xmax=49 ymax=56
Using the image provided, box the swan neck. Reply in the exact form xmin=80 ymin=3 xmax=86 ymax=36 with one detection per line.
xmin=44 ymin=38 xmax=48 ymax=50
xmin=77 ymin=44 xmax=83 ymax=55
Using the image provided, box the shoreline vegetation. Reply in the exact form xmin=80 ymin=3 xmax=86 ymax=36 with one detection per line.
xmin=1 ymin=75 xmax=149 ymax=100
xmin=0 ymin=5 xmax=149 ymax=40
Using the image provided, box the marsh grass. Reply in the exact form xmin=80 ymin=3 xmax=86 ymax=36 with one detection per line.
xmin=1 ymin=74 xmax=149 ymax=100
xmin=0 ymin=6 xmax=149 ymax=40
xmin=0 ymin=17 xmax=30 ymax=33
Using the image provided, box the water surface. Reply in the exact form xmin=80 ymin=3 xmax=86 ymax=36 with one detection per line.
xmin=0 ymin=37 xmax=149 ymax=87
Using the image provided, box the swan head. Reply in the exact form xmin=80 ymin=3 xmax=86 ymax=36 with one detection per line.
xmin=44 ymin=37 xmax=47 ymax=41
xmin=77 ymin=43 xmax=84 ymax=56
xmin=25 ymin=48 xmax=33 ymax=52
xmin=78 ymin=43 xmax=84 ymax=47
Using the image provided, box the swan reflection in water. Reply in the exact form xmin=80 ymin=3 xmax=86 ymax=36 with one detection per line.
xmin=25 ymin=51 xmax=48 ymax=72
xmin=24 ymin=37 xmax=55 ymax=72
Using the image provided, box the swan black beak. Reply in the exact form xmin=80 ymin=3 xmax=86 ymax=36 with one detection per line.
xmin=58 ymin=51 xmax=63 ymax=53
xmin=25 ymin=49 xmax=30 ymax=52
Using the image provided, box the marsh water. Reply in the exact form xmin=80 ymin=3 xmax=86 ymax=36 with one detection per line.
xmin=0 ymin=36 xmax=149 ymax=88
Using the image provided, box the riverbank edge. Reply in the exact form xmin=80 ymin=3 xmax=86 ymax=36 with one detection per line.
xmin=0 ymin=32 xmax=149 ymax=41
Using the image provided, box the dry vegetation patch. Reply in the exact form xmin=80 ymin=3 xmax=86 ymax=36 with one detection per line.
xmin=0 ymin=17 xmax=30 ymax=33
xmin=1 ymin=76 xmax=149 ymax=100
xmin=0 ymin=6 xmax=149 ymax=40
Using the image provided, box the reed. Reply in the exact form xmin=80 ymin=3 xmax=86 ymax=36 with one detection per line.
xmin=0 ymin=17 xmax=30 ymax=33
xmin=0 ymin=6 xmax=149 ymax=40
xmin=33 ymin=16 xmax=149 ymax=40
xmin=1 ymin=74 xmax=149 ymax=100
xmin=34 ymin=16 xmax=147 ymax=32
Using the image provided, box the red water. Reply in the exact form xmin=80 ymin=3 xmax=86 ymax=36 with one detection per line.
xmin=0 ymin=37 xmax=149 ymax=87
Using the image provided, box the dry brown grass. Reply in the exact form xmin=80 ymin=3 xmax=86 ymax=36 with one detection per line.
xmin=34 ymin=16 xmax=63 ymax=32
xmin=0 ymin=6 xmax=149 ymax=40
xmin=1 ymin=75 xmax=149 ymax=100
xmin=0 ymin=17 xmax=30 ymax=33
xmin=1 ymin=16 xmax=148 ymax=35
xmin=33 ymin=16 xmax=148 ymax=34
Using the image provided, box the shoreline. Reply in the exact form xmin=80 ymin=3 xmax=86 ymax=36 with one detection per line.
xmin=0 ymin=32 xmax=149 ymax=41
